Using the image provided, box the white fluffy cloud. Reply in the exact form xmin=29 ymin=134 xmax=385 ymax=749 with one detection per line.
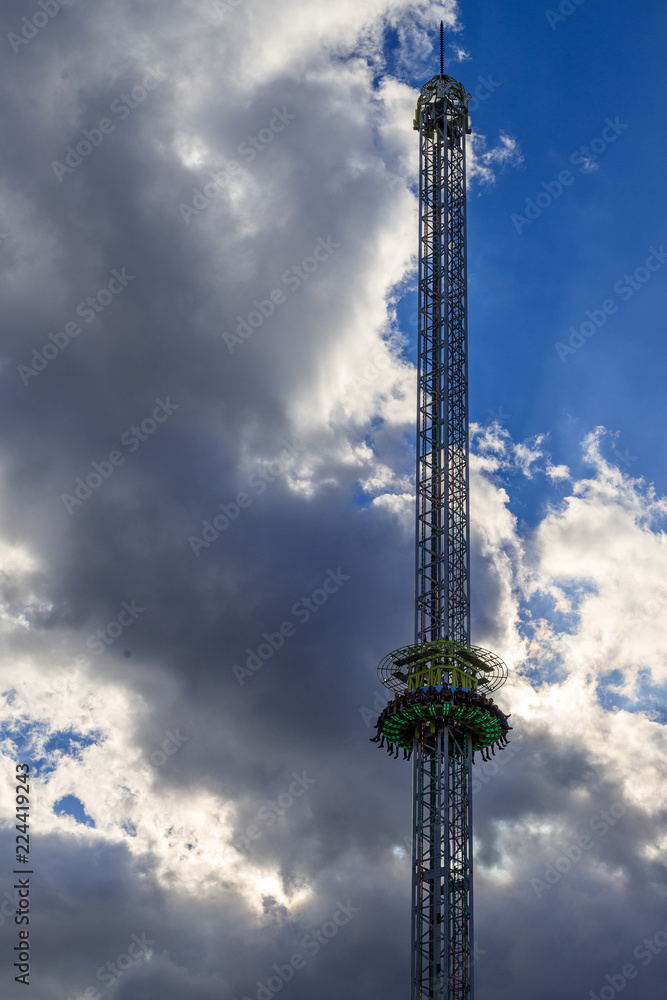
xmin=469 ymin=422 xmax=667 ymax=833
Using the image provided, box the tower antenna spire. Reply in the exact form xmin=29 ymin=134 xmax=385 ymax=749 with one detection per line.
xmin=440 ymin=20 xmax=444 ymax=77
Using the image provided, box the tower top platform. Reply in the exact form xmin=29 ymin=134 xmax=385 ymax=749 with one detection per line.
xmin=413 ymin=73 xmax=472 ymax=130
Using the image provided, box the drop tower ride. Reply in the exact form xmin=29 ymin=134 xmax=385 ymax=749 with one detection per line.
xmin=370 ymin=24 xmax=512 ymax=1000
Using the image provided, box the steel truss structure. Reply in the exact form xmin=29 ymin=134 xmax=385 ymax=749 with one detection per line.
xmin=413 ymin=71 xmax=473 ymax=1000
xmin=411 ymin=725 xmax=473 ymax=1000
xmin=372 ymin=31 xmax=511 ymax=1000
xmin=415 ymin=74 xmax=470 ymax=652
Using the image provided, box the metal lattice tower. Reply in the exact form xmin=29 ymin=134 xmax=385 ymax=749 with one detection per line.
xmin=371 ymin=24 xmax=512 ymax=1000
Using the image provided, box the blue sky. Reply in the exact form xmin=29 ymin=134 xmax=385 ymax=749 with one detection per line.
xmin=394 ymin=1 xmax=667 ymax=517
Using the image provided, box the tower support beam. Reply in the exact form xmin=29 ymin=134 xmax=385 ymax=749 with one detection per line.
xmin=413 ymin=72 xmax=472 ymax=1000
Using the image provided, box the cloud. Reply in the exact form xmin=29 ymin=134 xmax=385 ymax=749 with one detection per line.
xmin=468 ymin=130 xmax=524 ymax=186
xmin=0 ymin=1 xmax=664 ymax=997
